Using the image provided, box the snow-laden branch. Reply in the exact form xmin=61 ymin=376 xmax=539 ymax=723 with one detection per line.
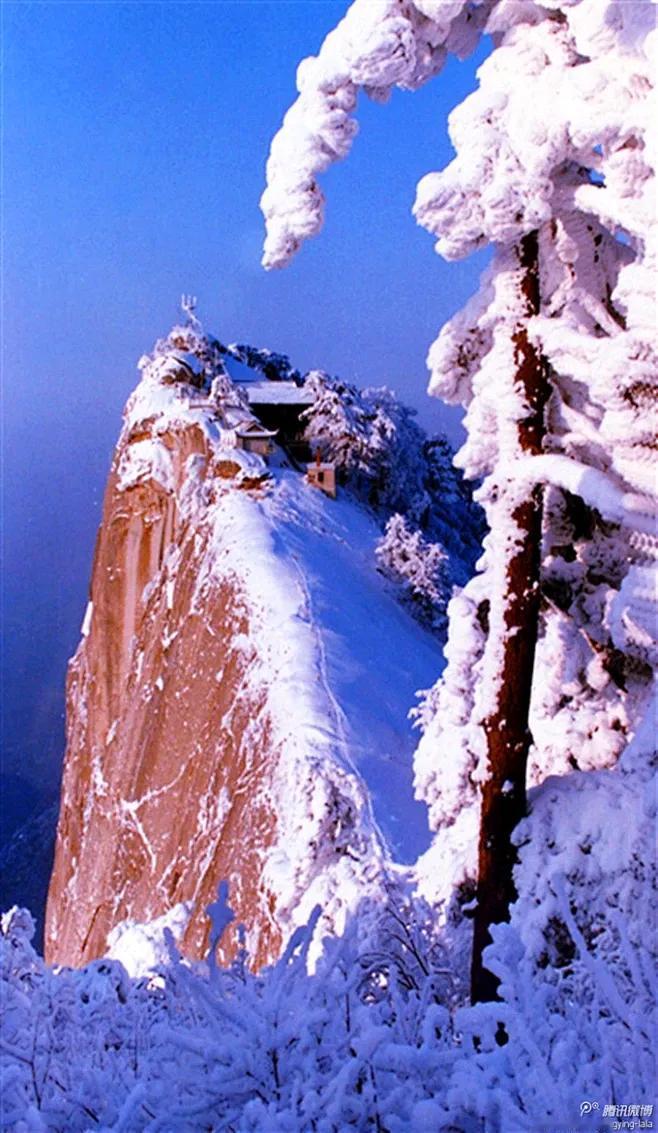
xmin=263 ymin=0 xmax=656 ymax=274
xmin=260 ymin=0 xmax=483 ymax=269
xmin=501 ymin=454 xmax=657 ymax=536
xmin=414 ymin=17 xmax=657 ymax=260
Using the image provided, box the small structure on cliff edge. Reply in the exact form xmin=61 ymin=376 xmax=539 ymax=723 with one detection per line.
xmin=240 ymin=381 xmax=315 ymax=462
xmin=306 ymin=452 xmax=337 ymax=499
xmin=235 ymin=419 xmax=278 ymax=457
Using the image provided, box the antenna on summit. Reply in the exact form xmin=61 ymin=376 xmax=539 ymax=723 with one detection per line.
xmin=181 ymin=294 xmax=202 ymax=330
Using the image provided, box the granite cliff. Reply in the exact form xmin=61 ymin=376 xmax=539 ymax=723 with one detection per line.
xmin=45 ymin=322 xmax=452 ymax=971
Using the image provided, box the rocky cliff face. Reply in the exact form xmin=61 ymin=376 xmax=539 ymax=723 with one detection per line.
xmin=46 ymin=344 xmax=441 ymax=972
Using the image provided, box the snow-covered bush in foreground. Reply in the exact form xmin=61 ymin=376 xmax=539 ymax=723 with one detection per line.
xmin=3 ymin=773 xmax=655 ymax=1133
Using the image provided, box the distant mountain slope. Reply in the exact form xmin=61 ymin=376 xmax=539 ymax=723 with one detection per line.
xmin=0 ymin=801 xmax=58 ymax=947
xmin=46 ymin=329 xmax=458 ymax=971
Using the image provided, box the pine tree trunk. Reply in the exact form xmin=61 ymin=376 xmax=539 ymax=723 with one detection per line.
xmin=470 ymin=232 xmax=549 ymax=1005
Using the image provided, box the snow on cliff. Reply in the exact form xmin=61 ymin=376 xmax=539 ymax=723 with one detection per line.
xmin=45 ymin=333 xmax=451 ymax=974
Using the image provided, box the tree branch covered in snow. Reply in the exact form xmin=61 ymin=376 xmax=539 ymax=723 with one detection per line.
xmin=260 ymin=0 xmax=486 ymax=270
xmin=263 ymin=0 xmax=657 ymax=942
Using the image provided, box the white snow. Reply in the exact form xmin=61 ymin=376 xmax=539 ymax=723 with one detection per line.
xmin=80 ymin=601 xmax=93 ymax=638
xmin=201 ymin=470 xmax=442 ymax=871
xmin=117 ymin=437 xmax=174 ymax=493
xmin=106 ymin=902 xmax=192 ymax=977
xmin=245 ymin=381 xmax=315 ymax=406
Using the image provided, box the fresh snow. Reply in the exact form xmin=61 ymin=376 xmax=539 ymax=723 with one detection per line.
xmin=264 ymin=473 xmax=442 ymax=862
xmin=106 ymin=902 xmax=192 ymax=975
xmin=246 ymin=381 xmax=315 ymax=406
xmin=200 ymin=465 xmax=442 ymax=867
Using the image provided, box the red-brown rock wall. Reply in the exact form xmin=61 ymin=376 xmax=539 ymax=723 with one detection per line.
xmin=46 ymin=421 xmax=283 ymax=968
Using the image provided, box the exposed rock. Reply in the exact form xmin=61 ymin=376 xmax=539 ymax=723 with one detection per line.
xmin=46 ymin=395 xmax=283 ymax=965
xmin=45 ymin=341 xmax=442 ymax=972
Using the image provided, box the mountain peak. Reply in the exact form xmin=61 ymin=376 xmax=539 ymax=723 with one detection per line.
xmin=45 ymin=321 xmax=480 ymax=974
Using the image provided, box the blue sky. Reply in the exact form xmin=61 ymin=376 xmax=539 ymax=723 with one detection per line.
xmin=1 ymin=2 xmax=489 ymax=841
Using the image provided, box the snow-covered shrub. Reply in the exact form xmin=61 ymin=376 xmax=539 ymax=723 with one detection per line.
xmin=0 ymin=892 xmax=456 ymax=1132
xmin=376 ymin=514 xmax=449 ymax=629
xmin=2 ymin=849 xmax=655 ymax=1132
xmin=0 ymin=906 xmax=167 ymax=1130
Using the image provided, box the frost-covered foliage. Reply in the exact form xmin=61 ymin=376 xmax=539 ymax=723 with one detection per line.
xmin=4 ymin=815 xmax=655 ymax=1132
xmin=261 ymin=0 xmax=657 ymax=911
xmin=455 ymin=697 xmax=657 ymax=1130
xmin=301 ymin=369 xmax=482 ymax=584
xmin=302 ymin=371 xmax=429 ymax=512
xmin=417 ymin=1 xmax=657 ymax=906
xmin=260 ymin=0 xmax=485 ymax=271
xmin=376 ymin=514 xmax=449 ymax=630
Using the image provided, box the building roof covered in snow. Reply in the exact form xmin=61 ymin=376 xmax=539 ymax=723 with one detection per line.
xmin=245 ymin=381 xmax=315 ymax=407
xmin=235 ymin=420 xmax=278 ymax=439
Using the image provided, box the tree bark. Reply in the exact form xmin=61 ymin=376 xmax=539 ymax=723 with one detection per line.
xmin=470 ymin=232 xmax=549 ymax=1005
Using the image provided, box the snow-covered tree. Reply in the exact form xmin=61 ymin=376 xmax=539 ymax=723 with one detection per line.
xmin=302 ymin=370 xmax=482 ymax=566
xmin=376 ymin=513 xmax=449 ymax=629
xmin=260 ymin=0 xmax=657 ymax=1002
xmin=301 ymin=370 xmax=429 ymax=513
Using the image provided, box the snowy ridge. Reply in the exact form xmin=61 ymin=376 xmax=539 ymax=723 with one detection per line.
xmin=46 ymin=344 xmax=447 ymax=973
xmin=192 ymin=472 xmax=442 ymax=943
xmin=129 ymin=352 xmax=443 ymax=867
xmin=147 ymin=369 xmax=446 ymax=909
